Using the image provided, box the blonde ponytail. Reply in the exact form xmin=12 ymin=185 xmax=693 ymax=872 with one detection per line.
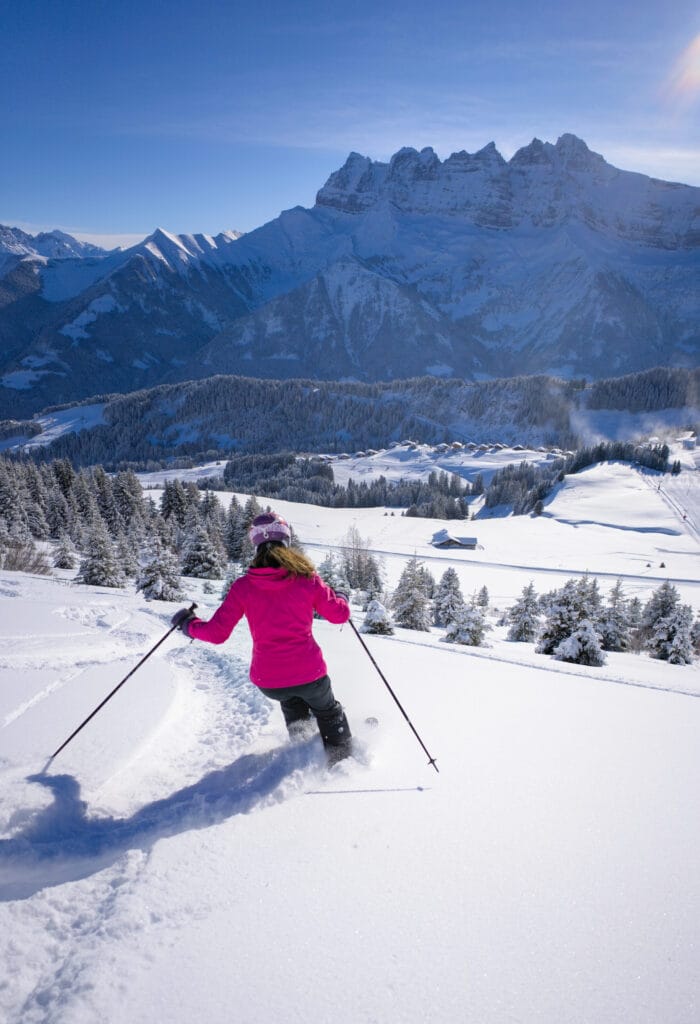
xmin=250 ymin=543 xmax=317 ymax=578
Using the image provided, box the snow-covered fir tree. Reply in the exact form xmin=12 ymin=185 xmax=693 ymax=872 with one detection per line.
xmin=577 ymin=574 xmax=602 ymax=627
xmin=433 ymin=567 xmax=465 ymax=627
xmin=506 ymin=582 xmax=540 ymax=642
xmin=553 ymin=619 xmax=606 ymax=666
xmin=417 ymin=564 xmax=436 ymax=599
xmin=53 ymin=533 xmax=78 ymax=569
xmin=136 ymin=541 xmax=184 ymax=601
xmin=317 ymin=551 xmax=351 ymax=594
xmin=225 ymin=496 xmax=246 ymax=561
xmin=444 ymin=602 xmax=491 ymax=647
xmin=360 ymin=599 xmax=394 ymax=635
xmin=46 ymin=488 xmax=73 ymax=540
xmin=116 ymin=533 xmax=140 ymax=578
xmin=476 ymin=585 xmax=490 ymax=609
xmin=537 ymin=576 xmax=602 ymax=655
xmin=181 ymin=526 xmax=226 ymax=580
xmin=160 ymin=479 xmax=189 ymax=526
xmin=647 ymin=603 xmax=694 ymax=664
xmin=537 ymin=579 xmax=586 ymax=654
xmin=598 ymin=579 xmax=630 ymax=651
xmin=639 ymin=581 xmax=680 ymax=641
xmin=690 ymin=612 xmax=700 ymax=655
xmin=76 ymin=521 xmax=126 ymax=588
xmin=392 ymin=555 xmax=432 ymax=631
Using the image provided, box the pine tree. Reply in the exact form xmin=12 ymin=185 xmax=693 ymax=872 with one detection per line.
xmin=360 ymin=599 xmax=394 ymax=635
xmin=73 ymin=472 xmax=100 ymax=528
xmin=476 ymin=584 xmax=490 ymax=609
xmin=553 ymin=619 xmax=606 ymax=666
xmin=92 ymin=466 xmax=121 ymax=536
xmin=181 ymin=526 xmax=225 ymax=579
xmin=433 ymin=567 xmax=465 ymax=626
xmin=690 ymin=612 xmax=700 ymax=656
xmin=137 ymin=542 xmax=184 ymax=601
xmin=598 ymin=580 xmax=629 ymax=651
xmin=77 ymin=521 xmax=126 ymax=587
xmin=160 ymin=480 xmax=189 ymax=526
xmin=392 ymin=555 xmax=432 ymax=631
xmin=537 ymin=579 xmax=585 ymax=654
xmin=317 ymin=551 xmax=351 ymax=593
xmin=640 ymin=581 xmax=680 ymax=639
xmin=577 ymin=574 xmax=602 ymax=628
xmin=507 ymin=582 xmax=540 ymax=642
xmin=444 ymin=603 xmax=490 ymax=646
xmin=53 ymin=533 xmax=78 ymax=569
xmin=46 ymin=488 xmax=73 ymax=540
xmin=116 ymin=533 xmax=140 ymax=578
xmin=225 ymin=496 xmax=246 ymax=560
xmin=0 ymin=462 xmax=28 ymax=538
xmin=242 ymin=494 xmax=262 ymax=529
xmin=113 ymin=470 xmax=146 ymax=531
xmin=648 ymin=603 xmax=694 ymax=664
xmin=417 ymin=564 xmax=436 ymax=599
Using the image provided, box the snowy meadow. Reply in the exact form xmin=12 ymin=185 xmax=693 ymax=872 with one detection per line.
xmin=0 ymin=449 xmax=699 ymax=1024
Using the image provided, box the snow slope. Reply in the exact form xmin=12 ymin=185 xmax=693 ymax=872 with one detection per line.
xmin=1 ymin=465 xmax=699 ymax=1023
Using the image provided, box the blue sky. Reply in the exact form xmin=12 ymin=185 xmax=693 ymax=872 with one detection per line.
xmin=2 ymin=0 xmax=698 ymax=247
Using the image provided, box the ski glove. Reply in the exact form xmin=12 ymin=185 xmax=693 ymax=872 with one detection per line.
xmin=334 ymin=590 xmax=349 ymax=602
xmin=171 ymin=607 xmax=197 ymax=635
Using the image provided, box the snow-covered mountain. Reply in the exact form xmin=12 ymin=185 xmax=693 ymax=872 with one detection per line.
xmin=0 ymin=134 xmax=697 ymax=418
xmin=0 ymin=225 xmax=108 ymax=261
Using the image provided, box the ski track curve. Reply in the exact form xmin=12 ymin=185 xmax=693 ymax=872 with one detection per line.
xmin=0 ymin=594 xmax=201 ymax=735
xmin=0 ymin=625 xmax=327 ymax=905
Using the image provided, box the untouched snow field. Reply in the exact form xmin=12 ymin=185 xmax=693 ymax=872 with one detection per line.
xmin=1 ymin=461 xmax=699 ymax=1023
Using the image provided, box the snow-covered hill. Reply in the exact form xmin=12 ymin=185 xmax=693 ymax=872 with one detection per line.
xmin=1 ymin=460 xmax=699 ymax=1022
xmin=0 ymin=135 xmax=697 ymax=418
xmin=2 ymin=367 xmax=698 ymax=467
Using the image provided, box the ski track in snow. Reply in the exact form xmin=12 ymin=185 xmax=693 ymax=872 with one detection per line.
xmin=0 ymin=455 xmax=699 ymax=1024
xmin=0 ymin=603 xmax=332 ymax=907
xmin=0 ymin=604 xmax=152 ymax=729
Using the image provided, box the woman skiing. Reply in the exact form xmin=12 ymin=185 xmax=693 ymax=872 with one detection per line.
xmin=171 ymin=512 xmax=353 ymax=763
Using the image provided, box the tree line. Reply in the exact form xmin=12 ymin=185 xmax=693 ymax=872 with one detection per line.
xmin=8 ymin=364 xmax=694 ymax=471
xmin=359 ymin=557 xmax=698 ymax=667
xmin=0 ymin=454 xmax=695 ymax=666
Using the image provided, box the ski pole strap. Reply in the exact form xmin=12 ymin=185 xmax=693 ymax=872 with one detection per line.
xmin=349 ymin=618 xmax=439 ymax=773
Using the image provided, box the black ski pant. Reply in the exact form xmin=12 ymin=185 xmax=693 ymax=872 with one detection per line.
xmin=258 ymin=675 xmax=351 ymax=750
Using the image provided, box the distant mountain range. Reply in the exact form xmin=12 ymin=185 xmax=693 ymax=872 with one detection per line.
xmin=0 ymin=134 xmax=698 ymax=418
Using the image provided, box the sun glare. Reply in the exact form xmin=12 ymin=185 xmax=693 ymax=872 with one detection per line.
xmin=666 ymin=32 xmax=700 ymax=102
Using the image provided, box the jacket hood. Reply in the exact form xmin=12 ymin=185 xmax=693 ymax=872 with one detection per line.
xmin=245 ymin=567 xmax=298 ymax=588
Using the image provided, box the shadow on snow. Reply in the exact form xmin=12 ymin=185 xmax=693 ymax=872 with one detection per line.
xmin=0 ymin=739 xmax=321 ymax=902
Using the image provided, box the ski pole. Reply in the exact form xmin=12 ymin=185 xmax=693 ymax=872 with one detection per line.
xmin=348 ymin=618 xmax=439 ymax=773
xmin=42 ymin=602 xmax=197 ymax=772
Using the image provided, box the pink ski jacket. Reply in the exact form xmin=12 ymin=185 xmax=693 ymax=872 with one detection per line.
xmin=187 ymin=568 xmax=350 ymax=688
